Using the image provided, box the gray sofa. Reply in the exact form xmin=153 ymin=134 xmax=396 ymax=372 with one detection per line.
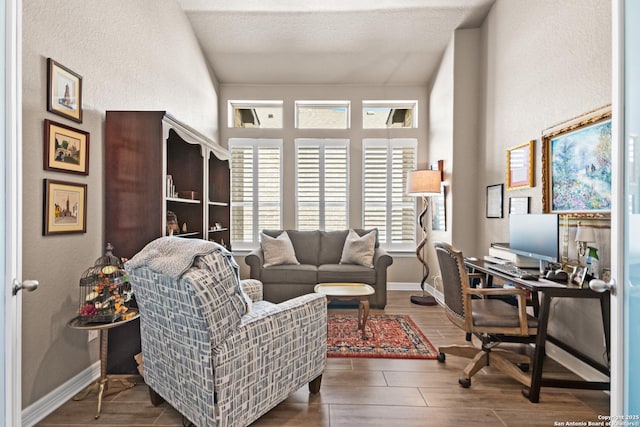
xmin=245 ymin=229 xmax=393 ymax=308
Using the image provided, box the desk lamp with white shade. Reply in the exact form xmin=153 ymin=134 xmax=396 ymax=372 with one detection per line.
xmin=406 ymin=168 xmax=442 ymax=306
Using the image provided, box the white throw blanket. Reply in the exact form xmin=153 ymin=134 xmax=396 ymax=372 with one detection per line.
xmin=126 ymin=237 xmax=223 ymax=279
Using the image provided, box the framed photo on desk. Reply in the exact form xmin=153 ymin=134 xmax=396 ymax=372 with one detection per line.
xmin=572 ymin=266 xmax=588 ymax=287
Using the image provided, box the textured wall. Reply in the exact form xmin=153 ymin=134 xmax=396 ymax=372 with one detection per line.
xmin=21 ymin=0 xmax=219 ymax=406
xmin=479 ymin=0 xmax=611 ymax=364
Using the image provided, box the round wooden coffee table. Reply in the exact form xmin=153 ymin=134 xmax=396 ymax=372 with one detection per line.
xmin=314 ymin=282 xmax=375 ymax=339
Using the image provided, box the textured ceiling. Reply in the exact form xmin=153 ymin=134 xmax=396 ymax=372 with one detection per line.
xmin=179 ymin=0 xmax=495 ymax=85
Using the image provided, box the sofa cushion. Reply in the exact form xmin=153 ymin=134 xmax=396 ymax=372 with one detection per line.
xmin=340 ymin=229 xmax=377 ymax=268
xmin=260 ymin=231 xmax=300 ymax=267
xmin=263 ymin=229 xmax=320 ymax=265
xmin=261 ymin=264 xmax=318 ymax=284
xmin=318 ymin=230 xmax=349 ymax=265
xmin=318 ymin=264 xmax=376 ymax=284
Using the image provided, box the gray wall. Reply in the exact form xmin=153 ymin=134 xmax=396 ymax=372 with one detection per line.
xmin=428 ymin=0 xmax=611 ymax=365
xmin=21 ymin=0 xmax=219 ymax=406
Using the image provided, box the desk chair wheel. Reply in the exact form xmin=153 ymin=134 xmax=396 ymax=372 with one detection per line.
xmin=458 ymin=377 xmax=471 ymax=388
xmin=517 ymin=363 xmax=529 ymax=372
xmin=437 ymin=352 xmax=446 ymax=363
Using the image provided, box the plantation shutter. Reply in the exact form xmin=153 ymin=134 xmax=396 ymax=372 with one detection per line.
xmin=296 ymin=139 xmax=348 ymax=231
xmin=363 ymin=138 xmax=417 ymax=248
xmin=229 ymin=138 xmax=282 ymax=247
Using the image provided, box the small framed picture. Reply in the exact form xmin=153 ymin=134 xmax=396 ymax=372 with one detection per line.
xmin=571 ymin=266 xmax=588 ymax=287
xmin=47 ymin=58 xmax=83 ymax=123
xmin=44 ymin=119 xmax=89 ymax=175
xmin=509 ymin=197 xmax=530 ymax=215
xmin=486 ymin=184 xmax=504 ymax=218
xmin=43 ymin=179 xmax=87 ymax=235
xmin=506 ymin=140 xmax=535 ymax=190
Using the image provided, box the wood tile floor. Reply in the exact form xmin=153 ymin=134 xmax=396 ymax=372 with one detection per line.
xmin=37 ymin=291 xmax=609 ymax=426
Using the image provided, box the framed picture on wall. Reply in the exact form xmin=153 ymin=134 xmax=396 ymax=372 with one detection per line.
xmin=431 ymin=184 xmax=446 ymax=231
xmin=47 ymin=58 xmax=83 ymax=123
xmin=509 ymin=197 xmax=529 ymax=215
xmin=43 ymin=179 xmax=87 ymax=235
xmin=542 ymin=106 xmax=611 ymax=217
xmin=44 ymin=119 xmax=90 ymax=175
xmin=506 ymin=140 xmax=534 ymax=190
xmin=486 ymin=184 xmax=503 ymax=218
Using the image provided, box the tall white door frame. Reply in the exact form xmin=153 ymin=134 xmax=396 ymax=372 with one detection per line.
xmin=3 ymin=0 xmax=23 ymax=425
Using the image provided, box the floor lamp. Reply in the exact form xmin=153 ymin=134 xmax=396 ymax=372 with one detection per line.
xmin=406 ymin=169 xmax=442 ymax=306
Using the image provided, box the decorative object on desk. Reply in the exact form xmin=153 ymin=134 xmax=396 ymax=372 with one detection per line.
xmin=406 ymin=168 xmax=442 ymax=306
xmin=586 ymin=246 xmax=600 ymax=278
xmin=47 ymin=58 xmax=82 ymax=123
xmin=542 ymin=106 xmax=611 ymax=216
xmin=506 ymin=140 xmax=534 ymax=190
xmin=486 ymin=183 xmax=504 ymax=218
xmin=431 ymin=184 xmax=446 ymax=231
xmin=509 ymin=196 xmax=529 ymax=215
xmin=78 ymin=243 xmax=131 ymax=323
xmin=43 ymin=179 xmax=87 ymax=235
xmin=182 ymin=222 xmax=188 ymax=233
xmin=166 ymin=210 xmax=179 ymax=236
xmin=572 ymin=266 xmax=588 ymax=287
xmin=575 ymin=221 xmax=596 ymax=263
xmin=43 ymin=119 xmax=89 ymax=175
xmin=326 ymin=313 xmax=438 ymax=359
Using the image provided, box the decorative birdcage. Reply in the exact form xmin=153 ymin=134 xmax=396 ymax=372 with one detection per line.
xmin=78 ymin=243 xmax=132 ymax=323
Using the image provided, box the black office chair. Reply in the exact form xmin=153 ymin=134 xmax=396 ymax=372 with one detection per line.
xmin=434 ymin=242 xmax=538 ymax=388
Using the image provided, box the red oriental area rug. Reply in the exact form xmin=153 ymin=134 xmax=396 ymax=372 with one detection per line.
xmin=327 ymin=313 xmax=438 ymax=359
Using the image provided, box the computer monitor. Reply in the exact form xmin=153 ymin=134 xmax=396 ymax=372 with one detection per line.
xmin=509 ymin=213 xmax=560 ymax=263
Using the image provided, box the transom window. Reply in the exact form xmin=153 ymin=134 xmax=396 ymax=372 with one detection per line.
xmin=362 ymin=100 xmax=418 ymax=129
xmin=228 ymin=100 xmax=283 ymax=129
xmin=295 ymin=101 xmax=350 ymax=129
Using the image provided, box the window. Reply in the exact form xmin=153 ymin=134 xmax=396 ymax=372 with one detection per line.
xmin=296 ymin=139 xmax=349 ymax=231
xmin=229 ymin=139 xmax=282 ymax=248
xmin=362 ymin=100 xmax=418 ymax=129
xmin=295 ymin=101 xmax=350 ymax=129
xmin=228 ymin=100 xmax=283 ymax=128
xmin=363 ymin=138 xmax=417 ymax=249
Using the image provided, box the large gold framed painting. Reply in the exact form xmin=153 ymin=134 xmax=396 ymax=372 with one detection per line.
xmin=542 ymin=106 xmax=611 ymax=217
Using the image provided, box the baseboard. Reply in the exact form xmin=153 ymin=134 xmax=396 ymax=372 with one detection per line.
xmin=22 ymin=361 xmax=100 ymax=427
xmin=545 ymin=342 xmax=610 ymax=383
xmin=388 ymin=282 xmax=421 ymax=291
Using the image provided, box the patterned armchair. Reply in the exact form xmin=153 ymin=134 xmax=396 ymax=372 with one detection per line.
xmin=125 ymin=237 xmax=327 ymax=427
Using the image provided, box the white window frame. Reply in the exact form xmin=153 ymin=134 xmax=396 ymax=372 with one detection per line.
xmin=295 ymin=138 xmax=350 ymax=231
xmin=362 ymin=138 xmax=418 ymax=251
xmin=294 ymin=100 xmax=351 ymax=129
xmin=362 ymin=100 xmax=418 ymax=129
xmin=227 ymin=100 xmax=283 ymax=129
xmin=229 ymin=138 xmax=283 ymax=250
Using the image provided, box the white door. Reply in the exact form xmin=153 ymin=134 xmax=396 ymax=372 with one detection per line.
xmin=2 ymin=0 xmax=23 ymax=425
xmin=608 ymin=0 xmax=640 ymax=415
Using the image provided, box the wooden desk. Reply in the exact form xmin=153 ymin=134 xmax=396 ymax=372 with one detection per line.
xmin=464 ymin=259 xmax=610 ymax=403
xmin=67 ymin=310 xmax=140 ymax=419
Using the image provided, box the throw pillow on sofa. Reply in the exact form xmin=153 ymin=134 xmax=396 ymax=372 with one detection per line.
xmin=260 ymin=231 xmax=300 ymax=267
xmin=340 ymin=229 xmax=376 ymax=268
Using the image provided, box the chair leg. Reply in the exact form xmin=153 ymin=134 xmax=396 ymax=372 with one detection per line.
xmin=462 ymin=350 xmax=489 ymax=380
xmin=492 ymin=348 xmax=531 ymax=365
xmin=489 ymin=354 xmax=531 ymax=387
xmin=309 ymin=374 xmax=322 ymax=394
xmin=439 ymin=344 xmax=481 ymax=360
xmin=149 ymin=387 xmax=165 ymax=406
